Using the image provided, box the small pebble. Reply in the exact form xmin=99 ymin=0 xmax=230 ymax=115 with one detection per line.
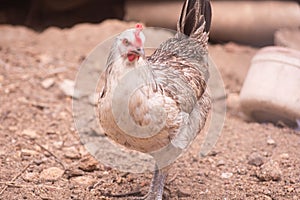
xmin=41 ymin=78 xmax=55 ymax=89
xmin=217 ymin=160 xmax=225 ymax=167
xmin=63 ymin=146 xmax=81 ymax=159
xmin=79 ymin=157 xmax=99 ymax=172
xmin=38 ymin=54 xmax=53 ymax=64
xmin=33 ymin=159 xmax=44 ymax=165
xmin=116 ymin=176 xmax=123 ymax=184
xmin=65 ymin=168 xmax=84 ymax=178
xmin=279 ymin=153 xmax=289 ymax=160
xmin=248 ymin=152 xmax=265 ymax=167
xmin=262 ymin=195 xmax=272 ymax=200
xmin=237 ymin=167 xmax=247 ymax=175
xmin=21 ymin=129 xmax=38 ymax=139
xmin=59 ymin=79 xmax=81 ymax=99
xmin=8 ymin=126 xmax=18 ymax=131
xmin=71 ymin=176 xmax=97 ymax=186
xmin=221 ymin=172 xmax=233 ymax=179
xmin=40 ymin=167 xmax=64 ymax=181
xmin=73 ymin=189 xmax=82 ymax=194
xmin=103 ymin=171 xmax=109 ymax=175
xmin=256 ymin=160 xmax=282 ymax=181
xmin=262 ymin=151 xmax=271 ymax=157
xmin=21 ymin=149 xmax=39 ymax=157
xmin=267 ymin=137 xmax=276 ymax=146
xmin=53 ymin=141 xmax=63 ymax=149
xmin=22 ymin=172 xmax=38 ymax=182
xmin=177 ymin=188 xmax=191 ymax=197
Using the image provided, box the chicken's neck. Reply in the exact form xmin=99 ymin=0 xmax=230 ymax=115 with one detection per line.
xmin=105 ymin=57 xmax=156 ymax=96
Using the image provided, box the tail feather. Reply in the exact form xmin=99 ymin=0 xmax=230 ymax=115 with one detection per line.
xmin=178 ymin=0 xmax=212 ymax=36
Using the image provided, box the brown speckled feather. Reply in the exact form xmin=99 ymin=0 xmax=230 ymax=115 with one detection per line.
xmin=98 ymin=1 xmax=212 ymax=198
xmin=98 ymin=0 xmax=211 ymax=152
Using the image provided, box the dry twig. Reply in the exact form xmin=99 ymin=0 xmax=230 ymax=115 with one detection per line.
xmin=34 ymin=141 xmax=66 ymax=169
xmin=0 ymin=162 xmax=31 ymax=195
xmin=0 ymin=181 xmax=64 ymax=190
xmin=167 ymin=171 xmax=179 ymax=184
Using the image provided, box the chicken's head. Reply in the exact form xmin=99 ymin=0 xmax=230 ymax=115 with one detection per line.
xmin=117 ymin=23 xmax=145 ymax=62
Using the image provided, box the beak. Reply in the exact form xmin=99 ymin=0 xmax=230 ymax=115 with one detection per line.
xmin=126 ymin=47 xmax=145 ymax=62
xmin=131 ymin=47 xmax=145 ymax=57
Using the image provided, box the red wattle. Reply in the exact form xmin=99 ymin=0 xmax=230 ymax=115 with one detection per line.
xmin=127 ymin=54 xmax=138 ymax=62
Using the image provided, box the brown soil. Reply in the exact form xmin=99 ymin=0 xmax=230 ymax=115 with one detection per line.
xmin=0 ymin=20 xmax=299 ymax=200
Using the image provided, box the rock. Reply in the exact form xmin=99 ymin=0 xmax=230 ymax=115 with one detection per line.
xmin=248 ymin=152 xmax=265 ymax=167
xmin=38 ymin=54 xmax=53 ymax=64
xmin=279 ymin=153 xmax=289 ymax=160
xmin=21 ymin=129 xmax=38 ymax=139
xmin=221 ymin=172 xmax=233 ymax=179
xmin=262 ymin=195 xmax=272 ymax=200
xmin=216 ymin=160 xmax=225 ymax=167
xmin=207 ymin=150 xmax=218 ymax=157
xmin=59 ymin=79 xmax=81 ymax=99
xmin=33 ymin=159 xmax=45 ymax=165
xmin=237 ymin=167 xmax=247 ymax=175
xmin=71 ymin=176 xmax=97 ymax=186
xmin=262 ymin=151 xmax=271 ymax=157
xmin=41 ymin=78 xmax=55 ymax=89
xmin=21 ymin=149 xmax=39 ymax=157
xmin=65 ymin=168 xmax=84 ymax=178
xmin=287 ymin=187 xmax=294 ymax=193
xmin=267 ymin=137 xmax=276 ymax=146
xmin=103 ymin=171 xmax=109 ymax=175
xmin=177 ymin=188 xmax=191 ymax=197
xmin=22 ymin=172 xmax=38 ymax=182
xmin=63 ymin=146 xmax=81 ymax=159
xmin=79 ymin=157 xmax=99 ymax=172
xmin=40 ymin=167 xmax=64 ymax=181
xmin=256 ymin=160 xmax=282 ymax=181
xmin=116 ymin=176 xmax=123 ymax=184
xmin=0 ymin=149 xmax=5 ymax=156
xmin=53 ymin=141 xmax=63 ymax=149
xmin=8 ymin=126 xmax=18 ymax=131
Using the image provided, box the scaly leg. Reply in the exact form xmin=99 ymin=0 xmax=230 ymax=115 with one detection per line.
xmin=296 ymin=119 xmax=300 ymax=131
xmin=136 ymin=165 xmax=168 ymax=200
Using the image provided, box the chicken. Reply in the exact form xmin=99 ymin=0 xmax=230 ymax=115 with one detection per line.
xmin=98 ymin=0 xmax=212 ymax=199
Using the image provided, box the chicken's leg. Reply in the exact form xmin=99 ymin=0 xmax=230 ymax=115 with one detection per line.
xmin=137 ymin=165 xmax=168 ymax=200
xmin=296 ymin=119 xmax=300 ymax=131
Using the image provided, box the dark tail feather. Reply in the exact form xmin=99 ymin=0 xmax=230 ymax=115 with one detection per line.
xmin=178 ymin=0 xmax=212 ymax=36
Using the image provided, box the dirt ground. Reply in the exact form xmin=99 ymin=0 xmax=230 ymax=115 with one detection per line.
xmin=0 ymin=20 xmax=299 ymax=200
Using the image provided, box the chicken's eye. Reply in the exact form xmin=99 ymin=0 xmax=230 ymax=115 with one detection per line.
xmin=122 ymin=39 xmax=130 ymax=46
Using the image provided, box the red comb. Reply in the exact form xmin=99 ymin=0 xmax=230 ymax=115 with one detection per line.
xmin=135 ymin=23 xmax=143 ymax=30
xmin=134 ymin=23 xmax=143 ymax=46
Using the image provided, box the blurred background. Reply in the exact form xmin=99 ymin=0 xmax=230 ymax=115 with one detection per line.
xmin=1 ymin=1 xmax=300 ymax=199
xmin=0 ymin=0 xmax=299 ymax=46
